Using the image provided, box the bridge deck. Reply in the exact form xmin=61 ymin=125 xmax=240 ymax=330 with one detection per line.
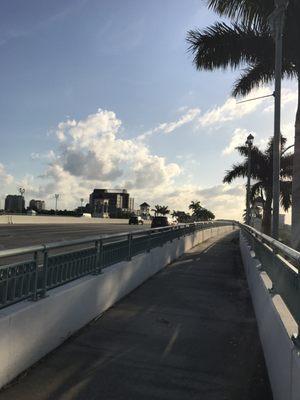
xmin=0 ymin=231 xmax=272 ymax=400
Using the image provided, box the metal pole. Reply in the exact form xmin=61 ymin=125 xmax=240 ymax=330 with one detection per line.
xmin=245 ymin=134 xmax=254 ymax=225
xmin=246 ymin=148 xmax=252 ymax=225
xmin=269 ymin=0 xmax=289 ymax=239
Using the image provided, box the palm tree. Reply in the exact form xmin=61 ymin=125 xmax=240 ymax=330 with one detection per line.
xmin=223 ymin=136 xmax=292 ymax=234
xmin=189 ymin=201 xmax=202 ymax=214
xmin=189 ymin=200 xmax=215 ymax=221
xmin=186 ymin=0 xmax=300 ymax=246
xmin=152 ymin=205 xmax=170 ymax=216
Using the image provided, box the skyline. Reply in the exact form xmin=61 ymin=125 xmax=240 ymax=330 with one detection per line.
xmin=0 ymin=0 xmax=297 ymax=220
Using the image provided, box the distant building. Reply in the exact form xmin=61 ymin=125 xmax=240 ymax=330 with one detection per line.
xmin=5 ymin=195 xmax=25 ymax=213
xmin=89 ymin=189 xmax=134 ymax=218
xmin=139 ymin=202 xmax=150 ymax=219
xmin=29 ymin=199 xmax=45 ymax=212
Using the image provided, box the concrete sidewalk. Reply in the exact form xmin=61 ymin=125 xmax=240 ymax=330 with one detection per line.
xmin=0 ymin=231 xmax=272 ymax=400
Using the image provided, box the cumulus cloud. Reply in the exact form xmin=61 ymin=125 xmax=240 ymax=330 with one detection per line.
xmin=27 ymin=109 xmax=182 ymax=209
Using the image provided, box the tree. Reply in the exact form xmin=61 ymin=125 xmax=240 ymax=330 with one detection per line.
xmin=152 ymin=205 xmax=170 ymax=216
xmin=189 ymin=201 xmax=215 ymax=221
xmin=186 ymin=0 xmax=300 ymax=246
xmin=223 ymin=136 xmax=293 ymax=234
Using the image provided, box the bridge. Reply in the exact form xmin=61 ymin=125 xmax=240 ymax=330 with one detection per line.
xmin=0 ymin=222 xmax=298 ymax=399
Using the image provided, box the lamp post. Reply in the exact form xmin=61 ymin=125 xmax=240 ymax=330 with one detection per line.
xmin=54 ymin=194 xmax=59 ymax=214
xmin=18 ymin=187 xmax=25 ymax=213
xmin=268 ymin=0 xmax=289 ymax=239
xmin=80 ymin=198 xmax=84 ymax=213
xmin=246 ymin=134 xmax=254 ymax=225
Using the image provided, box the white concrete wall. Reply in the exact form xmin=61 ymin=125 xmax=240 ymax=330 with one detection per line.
xmin=0 ymin=225 xmax=233 ymax=389
xmin=239 ymin=231 xmax=300 ymax=400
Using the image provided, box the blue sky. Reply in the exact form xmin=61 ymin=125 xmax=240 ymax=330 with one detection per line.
xmin=0 ymin=0 xmax=297 ymax=219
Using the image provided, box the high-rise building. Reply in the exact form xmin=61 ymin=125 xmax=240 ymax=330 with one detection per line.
xmin=29 ymin=199 xmax=45 ymax=212
xmin=89 ymin=189 xmax=134 ymax=217
xmin=5 ymin=195 xmax=25 ymax=213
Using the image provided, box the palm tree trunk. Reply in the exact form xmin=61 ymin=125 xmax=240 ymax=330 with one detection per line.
xmin=262 ymin=191 xmax=272 ymax=235
xmin=292 ymin=75 xmax=300 ymax=250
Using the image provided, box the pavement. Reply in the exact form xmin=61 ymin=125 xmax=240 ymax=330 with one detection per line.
xmin=0 ymin=231 xmax=272 ymax=400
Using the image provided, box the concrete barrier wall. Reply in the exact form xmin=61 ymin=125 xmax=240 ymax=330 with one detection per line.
xmin=0 ymin=215 xmax=143 ymax=225
xmin=239 ymin=231 xmax=300 ymax=400
xmin=0 ymin=225 xmax=233 ymax=389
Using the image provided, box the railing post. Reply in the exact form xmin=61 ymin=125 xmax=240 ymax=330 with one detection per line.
xmin=94 ymin=239 xmax=103 ymax=274
xmin=31 ymin=251 xmax=39 ymax=302
xmin=127 ymin=234 xmax=132 ymax=261
xmin=147 ymin=231 xmax=151 ymax=252
xmin=41 ymin=247 xmax=48 ymax=298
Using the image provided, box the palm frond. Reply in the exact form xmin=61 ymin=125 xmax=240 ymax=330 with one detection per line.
xmin=187 ymin=22 xmax=271 ymax=72
xmin=223 ymin=162 xmax=247 ymax=183
xmin=233 ymin=61 xmax=297 ymax=96
xmin=250 ymin=182 xmax=263 ymax=202
xmin=281 ymin=154 xmax=293 ymax=179
xmin=205 ymin=0 xmax=274 ymax=28
xmin=280 ymin=180 xmax=292 ymax=211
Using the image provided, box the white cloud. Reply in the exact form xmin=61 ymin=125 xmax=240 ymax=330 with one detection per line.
xmin=263 ymin=88 xmax=297 ymax=113
xmin=30 ymin=150 xmax=56 ymax=161
xmin=198 ymin=87 xmax=272 ymax=128
xmin=0 ymin=164 xmax=13 ymax=185
xmin=138 ymin=107 xmax=201 ymax=140
xmin=26 ymin=109 xmax=182 ymax=209
xmin=222 ymin=128 xmax=250 ymax=156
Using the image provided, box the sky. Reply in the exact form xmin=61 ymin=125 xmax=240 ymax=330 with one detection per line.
xmin=0 ymin=0 xmax=297 ymax=220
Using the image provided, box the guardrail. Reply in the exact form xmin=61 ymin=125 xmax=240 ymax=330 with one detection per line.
xmin=0 ymin=221 xmax=234 ymax=310
xmin=240 ymin=224 xmax=300 ymax=343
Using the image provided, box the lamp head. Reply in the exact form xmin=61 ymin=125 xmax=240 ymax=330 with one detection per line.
xmin=246 ymin=134 xmax=254 ymax=147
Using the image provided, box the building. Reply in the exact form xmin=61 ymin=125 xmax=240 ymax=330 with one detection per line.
xmin=279 ymin=214 xmax=285 ymax=227
xmin=5 ymin=195 xmax=25 ymax=213
xmin=29 ymin=199 xmax=45 ymax=212
xmin=89 ymin=189 xmax=134 ymax=218
xmin=139 ymin=202 xmax=150 ymax=219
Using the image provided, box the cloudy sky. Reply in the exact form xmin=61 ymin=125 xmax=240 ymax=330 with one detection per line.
xmin=0 ymin=0 xmax=297 ymax=220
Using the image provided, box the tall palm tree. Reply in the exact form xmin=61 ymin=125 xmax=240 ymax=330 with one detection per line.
xmin=187 ymin=0 xmax=300 ymax=246
xmin=152 ymin=205 xmax=170 ymax=216
xmin=223 ymin=137 xmax=293 ymax=234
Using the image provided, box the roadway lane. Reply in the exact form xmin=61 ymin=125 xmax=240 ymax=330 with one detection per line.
xmin=0 ymin=223 xmax=148 ymax=251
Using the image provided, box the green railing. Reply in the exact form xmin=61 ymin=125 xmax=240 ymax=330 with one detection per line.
xmin=241 ymin=224 xmax=300 ymax=343
xmin=0 ymin=221 xmax=234 ymax=310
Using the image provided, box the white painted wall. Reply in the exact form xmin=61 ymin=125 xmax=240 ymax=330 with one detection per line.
xmin=240 ymin=231 xmax=300 ymax=400
xmin=0 ymin=225 xmax=234 ymax=389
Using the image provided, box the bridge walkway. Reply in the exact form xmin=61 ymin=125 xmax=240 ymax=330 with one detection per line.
xmin=0 ymin=231 xmax=272 ymax=400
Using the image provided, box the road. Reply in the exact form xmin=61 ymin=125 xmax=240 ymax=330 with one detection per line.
xmin=0 ymin=223 xmax=148 ymax=265
xmin=0 ymin=232 xmax=272 ymax=400
xmin=0 ymin=223 xmax=148 ymax=251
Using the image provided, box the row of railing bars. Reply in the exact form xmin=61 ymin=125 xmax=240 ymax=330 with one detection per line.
xmin=0 ymin=221 xmax=234 ymax=310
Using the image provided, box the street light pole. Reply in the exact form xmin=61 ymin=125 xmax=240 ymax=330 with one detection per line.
xmin=55 ymin=194 xmax=59 ymax=214
xmin=18 ymin=187 xmax=25 ymax=213
xmin=269 ymin=0 xmax=289 ymax=239
xmin=246 ymin=134 xmax=254 ymax=226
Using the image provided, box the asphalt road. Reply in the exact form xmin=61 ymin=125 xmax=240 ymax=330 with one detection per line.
xmin=0 ymin=223 xmax=148 ymax=251
xmin=0 ymin=223 xmax=149 ymax=266
xmin=0 ymin=232 xmax=272 ymax=400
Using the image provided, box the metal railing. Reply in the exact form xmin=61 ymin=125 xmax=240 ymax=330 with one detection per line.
xmin=0 ymin=221 xmax=234 ymax=310
xmin=240 ymin=224 xmax=300 ymax=343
